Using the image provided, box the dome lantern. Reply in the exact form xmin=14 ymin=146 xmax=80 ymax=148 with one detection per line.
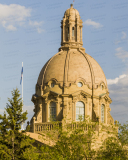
xmin=59 ymin=4 xmax=85 ymax=51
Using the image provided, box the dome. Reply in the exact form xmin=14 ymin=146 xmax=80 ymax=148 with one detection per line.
xmin=64 ymin=4 xmax=80 ymax=20
xmin=37 ymin=4 xmax=108 ymax=90
xmin=31 ymin=4 xmax=114 ymax=130
xmin=37 ymin=49 xmax=108 ymax=89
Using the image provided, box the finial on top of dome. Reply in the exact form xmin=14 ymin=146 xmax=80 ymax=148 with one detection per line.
xmin=70 ymin=4 xmax=73 ymax=8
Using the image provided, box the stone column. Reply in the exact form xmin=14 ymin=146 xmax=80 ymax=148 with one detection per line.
xmin=74 ymin=102 xmax=76 ymax=121
xmin=99 ymin=100 xmax=101 ymax=122
xmin=63 ymin=22 xmax=65 ymax=42
xmin=72 ymin=96 xmax=77 ymax=121
xmin=63 ymin=97 xmax=68 ymax=120
xmin=81 ymin=27 xmax=83 ymax=42
xmin=36 ymin=98 xmax=42 ymax=123
xmin=45 ymin=98 xmax=49 ymax=122
xmin=69 ymin=23 xmax=72 ymax=41
xmin=105 ymin=106 xmax=107 ymax=124
xmin=33 ymin=117 xmax=35 ymax=133
xmin=56 ymin=97 xmax=59 ymax=121
xmin=72 ymin=102 xmax=74 ymax=121
xmin=77 ymin=22 xmax=79 ymax=42
xmin=46 ymin=103 xmax=49 ymax=122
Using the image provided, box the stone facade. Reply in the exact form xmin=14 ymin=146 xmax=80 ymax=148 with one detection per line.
xmin=29 ymin=4 xmax=114 ymax=133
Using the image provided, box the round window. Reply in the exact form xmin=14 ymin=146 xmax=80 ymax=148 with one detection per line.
xmin=51 ymin=82 xmax=55 ymax=88
xmin=77 ymin=82 xmax=83 ymax=87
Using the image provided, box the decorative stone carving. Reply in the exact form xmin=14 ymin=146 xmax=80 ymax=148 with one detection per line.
xmin=45 ymin=97 xmax=48 ymax=104
xmin=89 ymin=102 xmax=91 ymax=111
xmin=73 ymin=93 xmax=87 ymax=103
xmin=68 ymin=102 xmax=72 ymax=110
xmin=73 ymin=96 xmax=77 ymax=103
xmin=78 ymin=94 xmax=86 ymax=101
xmin=36 ymin=104 xmax=42 ymax=123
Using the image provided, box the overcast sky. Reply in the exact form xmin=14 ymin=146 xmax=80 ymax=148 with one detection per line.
xmin=0 ymin=0 xmax=128 ymax=127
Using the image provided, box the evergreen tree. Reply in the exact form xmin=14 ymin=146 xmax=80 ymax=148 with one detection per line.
xmin=0 ymin=88 xmax=39 ymax=160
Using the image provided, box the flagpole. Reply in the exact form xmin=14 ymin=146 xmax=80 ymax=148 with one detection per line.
xmin=22 ymin=62 xmax=24 ymax=130
xmin=73 ymin=0 xmax=75 ymax=6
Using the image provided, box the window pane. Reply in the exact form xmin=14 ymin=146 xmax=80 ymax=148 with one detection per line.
xmin=49 ymin=102 xmax=56 ymax=121
xmin=72 ymin=27 xmax=74 ymax=37
xmin=51 ymin=83 xmax=55 ymax=88
xmin=101 ymin=104 xmax=104 ymax=123
xmin=76 ymin=101 xmax=84 ymax=107
xmin=77 ymin=82 xmax=83 ymax=87
xmin=76 ymin=115 xmax=79 ymax=121
xmin=76 ymin=101 xmax=84 ymax=121
xmin=51 ymin=101 xmax=56 ymax=108
xmin=76 ymin=107 xmax=79 ymax=114
xmin=80 ymin=107 xmax=84 ymax=114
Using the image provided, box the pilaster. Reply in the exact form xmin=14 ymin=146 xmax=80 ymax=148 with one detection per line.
xmin=45 ymin=97 xmax=48 ymax=122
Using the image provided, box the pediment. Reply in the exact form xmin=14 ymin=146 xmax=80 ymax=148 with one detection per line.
xmin=99 ymin=93 xmax=112 ymax=103
xmin=42 ymin=90 xmax=60 ymax=98
xmin=71 ymin=90 xmax=91 ymax=98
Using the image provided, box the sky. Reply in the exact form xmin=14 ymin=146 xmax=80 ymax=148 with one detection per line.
xmin=0 ymin=0 xmax=128 ymax=128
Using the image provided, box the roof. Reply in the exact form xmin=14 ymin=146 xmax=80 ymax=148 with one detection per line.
xmin=37 ymin=49 xmax=108 ymax=89
xmin=64 ymin=4 xmax=80 ymax=20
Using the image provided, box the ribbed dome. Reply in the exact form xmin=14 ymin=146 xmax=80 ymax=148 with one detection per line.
xmin=64 ymin=4 xmax=80 ymax=20
xmin=37 ymin=4 xmax=107 ymax=90
xmin=37 ymin=49 xmax=108 ymax=89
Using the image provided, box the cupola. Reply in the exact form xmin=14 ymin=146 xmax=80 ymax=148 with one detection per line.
xmin=59 ymin=4 xmax=85 ymax=51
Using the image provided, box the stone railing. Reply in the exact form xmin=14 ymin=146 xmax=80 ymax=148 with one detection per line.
xmin=31 ymin=117 xmax=118 ymax=135
xmin=31 ymin=117 xmax=100 ymax=133
xmin=34 ymin=121 xmax=62 ymax=133
xmin=67 ymin=122 xmax=99 ymax=132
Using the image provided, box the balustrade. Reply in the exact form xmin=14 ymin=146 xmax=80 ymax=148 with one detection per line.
xmin=34 ymin=122 xmax=62 ymax=133
xmin=33 ymin=121 xmax=99 ymax=133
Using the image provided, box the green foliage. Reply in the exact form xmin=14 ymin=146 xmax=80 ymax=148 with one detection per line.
xmin=37 ymin=120 xmax=128 ymax=160
xmin=0 ymin=88 xmax=39 ymax=160
xmin=1 ymin=88 xmax=128 ymax=159
xmin=96 ymin=136 xmax=127 ymax=160
xmin=96 ymin=121 xmax=128 ymax=160
xmin=38 ymin=118 xmax=97 ymax=160
xmin=118 ymin=121 xmax=128 ymax=147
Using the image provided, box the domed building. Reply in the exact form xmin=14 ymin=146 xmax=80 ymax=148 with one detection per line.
xmin=30 ymin=4 xmax=114 ymax=133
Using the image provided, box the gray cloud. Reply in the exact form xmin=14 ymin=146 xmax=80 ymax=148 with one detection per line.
xmin=107 ymin=75 xmax=128 ymax=123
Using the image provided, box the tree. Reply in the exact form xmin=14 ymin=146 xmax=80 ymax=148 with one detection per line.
xmin=0 ymin=88 xmax=39 ymax=160
xmin=38 ymin=118 xmax=97 ymax=160
xmin=118 ymin=121 xmax=128 ymax=148
xmin=96 ymin=122 xmax=128 ymax=160
xmin=96 ymin=136 xmax=127 ymax=160
xmin=37 ymin=119 xmax=128 ymax=160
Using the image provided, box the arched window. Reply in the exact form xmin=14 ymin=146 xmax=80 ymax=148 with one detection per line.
xmin=72 ymin=27 xmax=74 ymax=39
xmin=76 ymin=101 xmax=85 ymax=121
xmin=49 ymin=101 xmax=56 ymax=121
xmin=101 ymin=84 xmax=104 ymax=90
xmin=51 ymin=81 xmax=55 ymax=88
xmin=101 ymin=104 xmax=105 ymax=123
xmin=68 ymin=27 xmax=69 ymax=38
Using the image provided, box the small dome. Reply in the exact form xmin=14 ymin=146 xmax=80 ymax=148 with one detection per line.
xmin=64 ymin=4 xmax=80 ymax=20
xmin=37 ymin=50 xmax=108 ymax=89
